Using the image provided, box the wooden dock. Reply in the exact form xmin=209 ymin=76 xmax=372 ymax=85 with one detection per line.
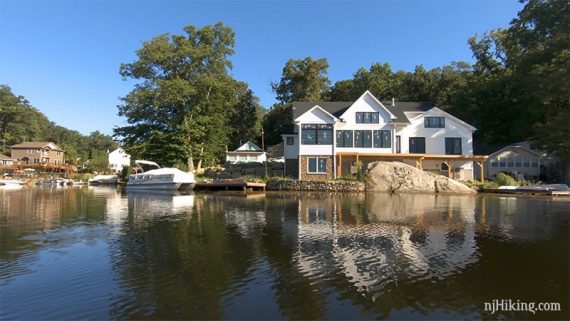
xmin=195 ymin=180 xmax=266 ymax=192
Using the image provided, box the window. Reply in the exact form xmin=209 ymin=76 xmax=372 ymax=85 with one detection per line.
xmin=499 ymin=158 xmax=506 ymax=167
xmin=515 ymin=158 xmax=522 ymax=167
xmin=286 ymin=137 xmax=294 ymax=145
xmin=356 ymin=112 xmax=380 ymax=123
xmin=336 ymin=130 xmax=353 ymax=147
xmin=301 ymin=124 xmax=333 ymax=145
xmin=491 ymin=158 xmax=498 ymax=167
xmin=396 ymin=136 xmax=401 ymax=153
xmin=354 ymin=130 xmax=372 ymax=147
xmin=445 ymin=137 xmax=462 ymax=155
xmin=531 ymin=159 xmax=539 ymax=167
xmin=523 ymin=158 xmax=530 ymax=168
xmin=409 ymin=137 xmax=426 ymax=154
xmin=308 ymin=207 xmax=327 ymax=222
xmin=308 ymin=157 xmax=327 ymax=173
xmin=424 ymin=117 xmax=445 ymax=128
xmin=373 ymin=130 xmax=391 ymax=148
xmin=507 ymin=158 xmax=514 ymax=168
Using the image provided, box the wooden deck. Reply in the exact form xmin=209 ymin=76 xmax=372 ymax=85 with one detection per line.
xmin=195 ymin=180 xmax=266 ymax=192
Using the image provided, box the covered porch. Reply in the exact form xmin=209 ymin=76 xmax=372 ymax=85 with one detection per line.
xmin=335 ymin=152 xmax=488 ymax=182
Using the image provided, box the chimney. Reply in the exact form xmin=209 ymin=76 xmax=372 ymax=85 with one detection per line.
xmin=391 ymin=98 xmax=395 ymax=106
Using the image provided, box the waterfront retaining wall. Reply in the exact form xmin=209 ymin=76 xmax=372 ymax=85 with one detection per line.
xmin=266 ymin=179 xmax=365 ymax=192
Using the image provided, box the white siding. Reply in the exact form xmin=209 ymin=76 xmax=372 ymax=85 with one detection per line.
xmin=397 ymin=109 xmax=474 ymax=170
xmin=283 ymin=134 xmax=299 ymax=159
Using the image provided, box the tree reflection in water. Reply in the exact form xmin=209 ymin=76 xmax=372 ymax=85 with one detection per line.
xmin=0 ymin=188 xmax=568 ymax=320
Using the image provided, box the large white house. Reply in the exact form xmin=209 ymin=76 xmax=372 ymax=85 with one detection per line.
xmin=108 ymin=148 xmax=131 ymax=173
xmin=282 ymin=91 xmax=486 ymax=181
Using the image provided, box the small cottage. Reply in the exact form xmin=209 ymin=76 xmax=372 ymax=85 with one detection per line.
xmin=226 ymin=141 xmax=267 ymax=164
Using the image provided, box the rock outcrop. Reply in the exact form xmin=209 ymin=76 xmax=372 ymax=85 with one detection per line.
xmin=365 ymin=161 xmax=476 ymax=194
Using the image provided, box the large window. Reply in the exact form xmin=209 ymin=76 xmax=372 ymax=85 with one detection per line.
xmin=336 ymin=130 xmax=353 ymax=147
xmin=301 ymin=124 xmax=333 ymax=145
xmin=355 ymin=112 xmax=380 ymax=124
xmin=308 ymin=157 xmax=327 ymax=173
xmin=354 ymin=130 xmax=373 ymax=148
xmin=424 ymin=117 xmax=445 ymax=128
xmin=445 ymin=137 xmax=462 ymax=155
xmin=373 ymin=130 xmax=391 ymax=148
xmin=409 ymin=137 xmax=426 ymax=154
xmin=491 ymin=158 xmax=498 ymax=167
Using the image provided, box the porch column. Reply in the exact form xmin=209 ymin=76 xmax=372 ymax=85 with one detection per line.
xmin=477 ymin=161 xmax=485 ymax=183
xmin=444 ymin=161 xmax=452 ymax=178
xmin=337 ymin=154 xmax=342 ymax=178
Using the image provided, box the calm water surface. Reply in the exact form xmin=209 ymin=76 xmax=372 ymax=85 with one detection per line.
xmin=0 ymin=187 xmax=568 ymax=320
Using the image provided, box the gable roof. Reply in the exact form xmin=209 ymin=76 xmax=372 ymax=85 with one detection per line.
xmin=292 ymin=101 xmax=352 ymax=120
xmin=0 ymin=153 xmax=14 ymax=160
xmin=235 ymin=141 xmax=263 ymax=152
xmin=292 ymin=100 xmax=428 ymax=124
xmin=10 ymin=142 xmax=63 ymax=151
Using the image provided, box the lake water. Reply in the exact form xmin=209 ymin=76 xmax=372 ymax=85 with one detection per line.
xmin=0 ymin=187 xmax=568 ymax=320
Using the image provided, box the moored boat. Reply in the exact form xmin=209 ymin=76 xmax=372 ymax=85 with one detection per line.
xmin=126 ymin=160 xmax=195 ymax=190
xmin=88 ymin=175 xmax=119 ymax=185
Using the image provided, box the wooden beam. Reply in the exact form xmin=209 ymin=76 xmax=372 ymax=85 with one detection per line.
xmin=477 ymin=161 xmax=485 ymax=183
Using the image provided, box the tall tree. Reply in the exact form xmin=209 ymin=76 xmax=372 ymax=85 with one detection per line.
xmin=115 ymin=23 xmax=242 ymax=170
xmin=229 ymin=87 xmax=264 ymax=149
xmin=466 ymin=0 xmax=569 ymax=163
xmin=271 ymin=57 xmax=330 ymax=103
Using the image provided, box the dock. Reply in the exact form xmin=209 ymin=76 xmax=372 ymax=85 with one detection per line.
xmin=195 ymin=180 xmax=266 ymax=192
xmin=480 ymin=188 xmax=570 ymax=197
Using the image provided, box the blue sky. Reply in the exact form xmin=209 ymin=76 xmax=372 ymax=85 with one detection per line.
xmin=0 ymin=0 xmax=523 ymax=136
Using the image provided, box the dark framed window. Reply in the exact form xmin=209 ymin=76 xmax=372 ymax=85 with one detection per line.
xmin=354 ymin=130 xmax=372 ymax=147
xmin=491 ymin=158 xmax=498 ymax=167
xmin=445 ymin=137 xmax=462 ymax=155
xmin=507 ymin=158 xmax=514 ymax=168
xmin=301 ymin=124 xmax=333 ymax=145
xmin=336 ymin=130 xmax=353 ymax=147
xmin=373 ymin=130 xmax=391 ymax=148
xmin=499 ymin=158 xmax=506 ymax=167
xmin=523 ymin=158 xmax=530 ymax=167
xmin=286 ymin=137 xmax=294 ymax=145
xmin=356 ymin=112 xmax=380 ymax=124
xmin=396 ymin=136 xmax=401 ymax=153
xmin=308 ymin=157 xmax=327 ymax=173
xmin=515 ymin=158 xmax=522 ymax=167
xmin=409 ymin=137 xmax=426 ymax=154
xmin=424 ymin=117 xmax=445 ymax=128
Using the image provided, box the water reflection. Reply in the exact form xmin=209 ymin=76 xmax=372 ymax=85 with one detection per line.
xmin=0 ymin=188 xmax=568 ymax=320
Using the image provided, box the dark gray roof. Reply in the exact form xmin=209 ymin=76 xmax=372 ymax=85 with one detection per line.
xmin=291 ymin=101 xmax=437 ymax=124
xmin=473 ymin=144 xmax=509 ymax=155
xmin=292 ymin=101 xmax=353 ymax=120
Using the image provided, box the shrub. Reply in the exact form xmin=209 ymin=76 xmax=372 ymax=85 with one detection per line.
xmin=493 ymin=172 xmax=519 ymax=186
xmin=354 ymin=161 xmax=364 ymax=181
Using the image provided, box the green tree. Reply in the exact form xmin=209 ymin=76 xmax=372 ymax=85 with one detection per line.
xmin=466 ymin=0 xmax=569 ymax=166
xmin=115 ymin=23 xmax=244 ymax=170
xmin=271 ymin=57 xmax=330 ymax=103
xmin=229 ymin=87 xmax=264 ymax=149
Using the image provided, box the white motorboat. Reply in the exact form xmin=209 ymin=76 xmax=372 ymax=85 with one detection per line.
xmin=0 ymin=180 xmax=25 ymax=187
xmin=126 ymin=160 xmax=196 ymax=190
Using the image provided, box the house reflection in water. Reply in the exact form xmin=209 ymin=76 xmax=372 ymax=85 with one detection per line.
xmin=295 ymin=194 xmax=479 ymax=300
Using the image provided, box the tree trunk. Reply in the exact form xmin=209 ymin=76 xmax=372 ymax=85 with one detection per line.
xmin=197 ymin=145 xmax=204 ymax=171
xmin=188 ymin=153 xmax=195 ymax=173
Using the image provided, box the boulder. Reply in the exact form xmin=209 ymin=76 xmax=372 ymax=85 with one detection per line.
xmin=365 ymin=161 xmax=476 ymax=194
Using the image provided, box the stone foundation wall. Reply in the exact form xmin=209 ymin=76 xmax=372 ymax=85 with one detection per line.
xmin=300 ymin=155 xmax=333 ymax=181
xmin=266 ymin=179 xmax=365 ymax=192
